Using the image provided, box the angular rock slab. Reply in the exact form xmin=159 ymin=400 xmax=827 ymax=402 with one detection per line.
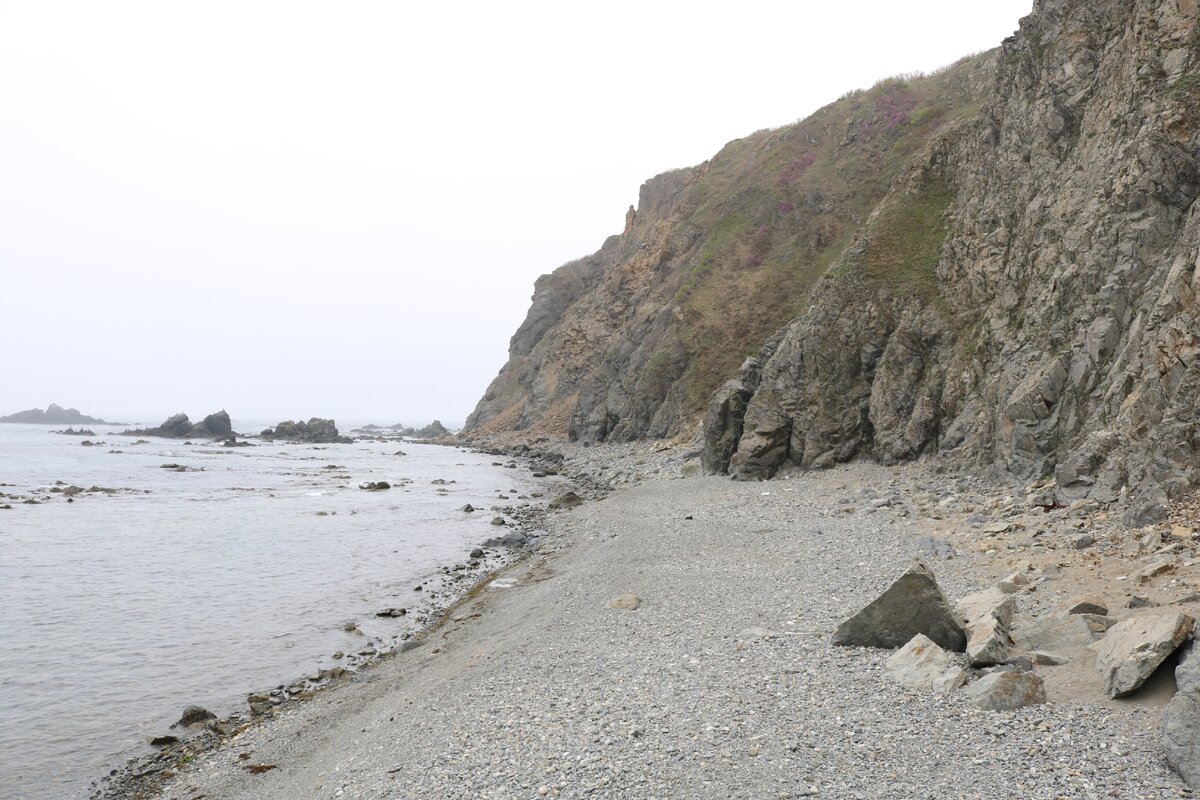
xmin=962 ymin=671 xmax=1046 ymax=711
xmin=1091 ymin=613 xmax=1194 ymax=698
xmin=885 ymin=634 xmax=964 ymax=693
xmin=1012 ymin=613 xmax=1096 ymax=653
xmin=957 ymin=587 xmax=1016 ymax=629
xmin=966 ymin=614 xmax=1012 ymax=667
xmin=1165 ymin=689 xmax=1200 ymax=788
xmin=832 ymin=562 xmax=967 ymax=651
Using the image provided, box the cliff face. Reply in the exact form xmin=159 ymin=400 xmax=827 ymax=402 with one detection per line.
xmin=465 ymin=58 xmax=995 ymax=441
xmin=471 ymin=0 xmax=1200 ymax=523
xmin=717 ymin=0 xmax=1200 ymax=524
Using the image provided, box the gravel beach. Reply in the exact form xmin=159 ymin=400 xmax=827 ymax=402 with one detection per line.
xmin=144 ymin=460 xmax=1193 ymax=799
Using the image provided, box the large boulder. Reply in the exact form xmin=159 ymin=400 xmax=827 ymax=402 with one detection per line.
xmin=1164 ymin=642 xmax=1200 ymax=788
xmin=965 ymin=614 xmax=1013 ymax=668
xmin=1091 ymin=613 xmax=1194 ymax=698
xmin=884 ymin=634 xmax=967 ymax=693
xmin=832 ymin=562 xmax=967 ymax=651
xmin=260 ymin=418 xmax=350 ymax=444
xmin=197 ymin=410 xmax=232 ymax=438
xmin=962 ymin=671 xmax=1046 ymax=711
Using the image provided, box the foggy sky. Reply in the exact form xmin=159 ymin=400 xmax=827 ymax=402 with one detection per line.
xmin=0 ymin=1 xmax=1033 ymax=426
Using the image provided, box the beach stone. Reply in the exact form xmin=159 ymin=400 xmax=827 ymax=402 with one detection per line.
xmin=962 ymin=671 xmax=1046 ymax=711
xmin=376 ymin=607 xmax=407 ymax=618
xmin=1011 ymin=613 xmax=1095 ymax=652
xmin=460 ymin=504 xmax=475 ymax=512
xmin=1176 ymin=640 xmax=1200 ymax=693
xmin=832 ymin=561 xmax=967 ymax=651
xmin=1066 ymin=596 xmax=1108 ymax=615
xmin=996 ymin=571 xmax=1031 ymax=594
xmin=884 ymin=634 xmax=964 ymax=693
xmin=1129 ymin=595 xmax=1159 ymax=608
xmin=1071 ymin=533 xmax=1096 ymax=549
xmin=1091 ymin=612 xmax=1194 ymax=697
xmin=957 ymin=587 xmax=1016 ymax=628
xmin=490 ymin=516 xmax=506 ymax=526
xmin=1031 ymin=650 xmax=1069 ymax=666
xmin=176 ymin=705 xmax=215 ymax=727
xmin=966 ymin=614 xmax=1012 ymax=667
xmin=1164 ymin=689 xmax=1200 ymax=789
xmin=1134 ymin=557 xmax=1175 ymax=583
xmin=608 ymin=593 xmax=641 ymax=610
xmin=549 ymin=491 xmax=584 ymax=510
xmin=149 ymin=734 xmax=179 ymax=747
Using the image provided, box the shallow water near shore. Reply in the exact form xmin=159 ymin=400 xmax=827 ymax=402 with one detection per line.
xmin=0 ymin=422 xmax=561 ymax=800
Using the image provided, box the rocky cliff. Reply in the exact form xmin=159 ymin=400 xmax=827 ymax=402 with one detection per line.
xmin=471 ymin=0 xmax=1200 ymax=523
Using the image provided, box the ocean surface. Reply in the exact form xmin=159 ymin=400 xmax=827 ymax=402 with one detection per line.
xmin=0 ymin=422 xmax=562 ymax=800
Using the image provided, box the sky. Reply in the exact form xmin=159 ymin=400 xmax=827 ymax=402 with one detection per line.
xmin=0 ymin=1 xmax=1033 ymax=427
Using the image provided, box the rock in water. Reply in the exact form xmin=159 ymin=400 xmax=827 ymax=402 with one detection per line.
xmin=832 ymin=562 xmax=967 ymax=651
xmin=962 ymin=672 xmax=1046 ymax=711
xmin=1091 ymin=613 xmax=1194 ymax=698
xmin=885 ymin=634 xmax=966 ymax=693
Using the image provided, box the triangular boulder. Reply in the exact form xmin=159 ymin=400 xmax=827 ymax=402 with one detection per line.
xmin=832 ymin=561 xmax=967 ymax=651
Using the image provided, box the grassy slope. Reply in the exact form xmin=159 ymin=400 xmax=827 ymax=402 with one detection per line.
xmin=662 ymin=60 xmax=986 ymax=411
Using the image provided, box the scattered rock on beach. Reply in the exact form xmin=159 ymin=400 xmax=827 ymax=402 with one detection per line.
xmin=176 ymin=705 xmax=216 ymax=727
xmin=832 ymin=561 xmax=967 ymax=651
xmin=376 ymin=608 xmax=407 ymax=618
xmin=490 ymin=516 xmax=506 ymax=526
xmin=608 ymin=593 xmax=642 ymax=611
xmin=885 ymin=634 xmax=965 ymax=693
xmin=962 ymin=671 xmax=1046 ymax=711
xmin=549 ymin=491 xmax=583 ymax=510
xmin=1092 ymin=613 xmax=1194 ymax=697
xmin=461 ymin=504 xmax=475 ymax=512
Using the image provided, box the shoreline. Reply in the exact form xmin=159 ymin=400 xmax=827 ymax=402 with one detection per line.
xmin=93 ymin=440 xmax=595 ymax=800
xmin=103 ymin=446 xmax=1200 ymax=798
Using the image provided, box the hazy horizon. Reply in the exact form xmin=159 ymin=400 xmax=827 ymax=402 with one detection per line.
xmin=0 ymin=1 xmax=1033 ymax=425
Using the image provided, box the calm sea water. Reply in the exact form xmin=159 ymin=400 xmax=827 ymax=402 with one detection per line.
xmin=0 ymin=422 xmax=561 ymax=800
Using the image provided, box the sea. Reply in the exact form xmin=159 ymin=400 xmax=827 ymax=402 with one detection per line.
xmin=0 ymin=421 xmax=563 ymax=800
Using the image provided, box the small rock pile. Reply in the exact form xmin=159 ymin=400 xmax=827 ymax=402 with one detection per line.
xmin=836 ymin=559 xmax=1200 ymax=783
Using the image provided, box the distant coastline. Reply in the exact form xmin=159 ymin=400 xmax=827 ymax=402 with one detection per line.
xmin=0 ymin=403 xmax=126 ymax=426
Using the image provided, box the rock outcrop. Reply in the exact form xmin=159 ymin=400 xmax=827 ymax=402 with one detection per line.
xmin=469 ymin=0 xmax=1200 ymax=524
xmin=259 ymin=418 xmax=350 ymax=444
xmin=123 ymin=411 xmax=233 ymax=440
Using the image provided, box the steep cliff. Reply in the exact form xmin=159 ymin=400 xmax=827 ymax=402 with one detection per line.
xmin=717 ymin=0 xmax=1200 ymax=524
xmin=471 ymin=0 xmax=1200 ymax=523
xmin=466 ymin=57 xmax=995 ymax=441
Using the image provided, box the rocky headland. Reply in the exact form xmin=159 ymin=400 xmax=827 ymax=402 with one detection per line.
xmin=0 ymin=403 xmax=125 ymax=426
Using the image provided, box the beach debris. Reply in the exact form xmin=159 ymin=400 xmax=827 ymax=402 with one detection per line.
xmin=549 ymin=491 xmax=584 ymax=510
xmin=1091 ymin=612 xmax=1194 ymax=697
xmin=176 ymin=705 xmax=215 ymax=727
xmin=885 ymin=634 xmax=966 ymax=693
xmin=608 ymin=593 xmax=642 ymax=610
xmin=832 ymin=561 xmax=967 ymax=651
xmin=962 ymin=671 xmax=1046 ymax=711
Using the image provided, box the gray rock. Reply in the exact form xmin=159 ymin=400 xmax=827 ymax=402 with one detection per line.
xmin=884 ymin=634 xmax=965 ymax=693
xmin=966 ymin=614 xmax=1012 ymax=667
xmin=961 ymin=671 xmax=1046 ymax=711
xmin=1164 ymin=689 xmax=1200 ymax=789
xmin=1177 ymin=640 xmax=1200 ymax=694
xmin=549 ymin=491 xmax=584 ymax=510
xmin=1071 ymin=533 xmax=1096 ymax=550
xmin=1091 ymin=613 xmax=1194 ymax=697
xmin=1011 ymin=613 xmax=1096 ymax=653
xmin=832 ymin=562 xmax=967 ymax=651
xmin=176 ymin=705 xmax=215 ymax=727
xmin=957 ymin=587 xmax=1016 ymax=628
xmin=1066 ymin=596 xmax=1107 ymax=616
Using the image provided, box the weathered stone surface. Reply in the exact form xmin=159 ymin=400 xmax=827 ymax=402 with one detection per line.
xmin=549 ymin=491 xmax=584 ymax=510
xmin=832 ymin=562 xmax=967 ymax=651
xmin=1178 ymin=640 xmax=1200 ymax=694
xmin=1091 ymin=613 xmax=1194 ymax=698
xmin=962 ymin=671 xmax=1046 ymax=711
xmin=1164 ymin=689 xmax=1200 ymax=789
xmin=966 ymin=614 xmax=1012 ymax=667
xmin=176 ymin=705 xmax=215 ymax=727
xmin=1011 ymin=614 xmax=1096 ymax=653
xmin=957 ymin=588 xmax=1016 ymax=628
xmin=1066 ymin=596 xmax=1108 ymax=616
xmin=885 ymin=634 xmax=965 ymax=694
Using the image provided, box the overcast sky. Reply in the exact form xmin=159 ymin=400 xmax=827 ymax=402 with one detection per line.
xmin=0 ymin=1 xmax=1032 ymax=426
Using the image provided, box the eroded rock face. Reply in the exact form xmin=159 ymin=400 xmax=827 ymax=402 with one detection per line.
xmin=709 ymin=0 xmax=1200 ymax=520
xmin=832 ymin=562 xmax=967 ymax=651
